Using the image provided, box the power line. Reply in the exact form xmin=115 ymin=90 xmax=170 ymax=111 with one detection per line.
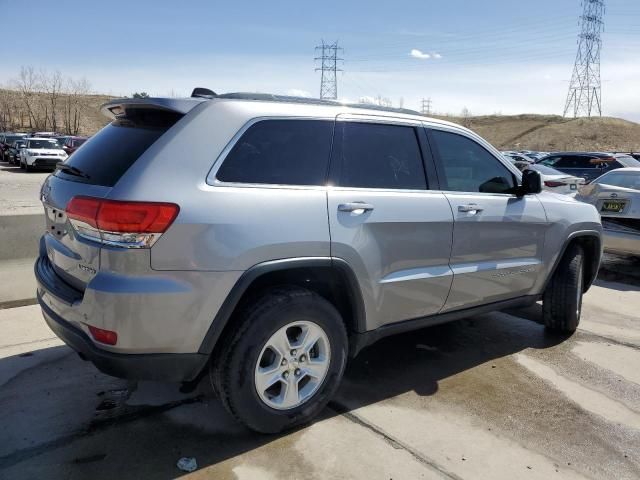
xmin=564 ymin=0 xmax=606 ymax=117
xmin=315 ymin=40 xmax=343 ymax=100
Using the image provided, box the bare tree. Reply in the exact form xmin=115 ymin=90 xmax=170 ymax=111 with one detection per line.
xmin=63 ymin=76 xmax=91 ymax=135
xmin=42 ymin=70 xmax=63 ymax=132
xmin=14 ymin=66 xmax=46 ymax=130
xmin=461 ymin=107 xmax=472 ymax=128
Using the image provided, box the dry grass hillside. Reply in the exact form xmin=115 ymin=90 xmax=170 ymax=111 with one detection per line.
xmin=3 ymin=86 xmax=638 ymax=153
xmin=440 ymin=114 xmax=640 ymax=152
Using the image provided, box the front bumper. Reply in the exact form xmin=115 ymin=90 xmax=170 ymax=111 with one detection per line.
xmin=35 ymin=256 xmax=209 ymax=382
xmin=26 ymin=156 xmax=63 ymax=167
xmin=603 ymin=229 xmax=640 ymax=256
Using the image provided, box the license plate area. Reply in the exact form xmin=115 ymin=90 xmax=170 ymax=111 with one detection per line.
xmin=570 ymin=184 xmax=577 ymax=190
xmin=601 ymin=200 xmax=627 ymax=213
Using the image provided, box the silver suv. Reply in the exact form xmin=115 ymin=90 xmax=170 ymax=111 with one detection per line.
xmin=36 ymin=90 xmax=602 ymax=433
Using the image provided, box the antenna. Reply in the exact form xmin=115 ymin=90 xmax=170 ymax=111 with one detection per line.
xmin=563 ymin=0 xmax=605 ymax=117
xmin=315 ymin=41 xmax=343 ymax=100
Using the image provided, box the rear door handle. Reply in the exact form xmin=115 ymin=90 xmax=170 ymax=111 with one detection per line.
xmin=338 ymin=202 xmax=375 ymax=213
xmin=458 ymin=204 xmax=484 ymax=213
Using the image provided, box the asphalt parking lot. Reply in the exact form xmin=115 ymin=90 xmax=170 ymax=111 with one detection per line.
xmin=1 ymin=271 xmax=639 ymax=479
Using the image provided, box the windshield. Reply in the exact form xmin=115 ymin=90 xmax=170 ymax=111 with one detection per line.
xmin=5 ymin=135 xmax=26 ymax=144
xmin=528 ymin=164 xmax=564 ymax=176
xmin=27 ymin=139 xmax=63 ymax=149
xmin=595 ymin=171 xmax=640 ymax=190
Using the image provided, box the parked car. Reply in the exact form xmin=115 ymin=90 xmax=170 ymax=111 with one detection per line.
xmin=35 ymin=90 xmax=602 ymax=433
xmin=8 ymin=139 xmax=27 ymax=165
xmin=527 ymin=164 xmax=586 ymax=194
xmin=576 ymin=168 xmax=640 ymax=256
xmin=19 ymin=137 xmax=68 ymax=171
xmin=62 ymin=136 xmax=88 ymax=156
xmin=0 ymin=132 xmax=28 ymax=162
xmin=537 ymin=152 xmax=640 ymax=183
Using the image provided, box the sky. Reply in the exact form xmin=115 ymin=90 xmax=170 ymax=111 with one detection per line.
xmin=1 ymin=0 xmax=639 ymax=121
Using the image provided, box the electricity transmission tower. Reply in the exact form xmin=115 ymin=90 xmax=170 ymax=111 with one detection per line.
xmin=563 ymin=0 xmax=605 ymax=118
xmin=420 ymin=98 xmax=432 ymax=115
xmin=315 ymin=41 xmax=343 ymax=100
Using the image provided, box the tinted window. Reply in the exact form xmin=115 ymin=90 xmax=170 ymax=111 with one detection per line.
xmin=554 ymin=155 xmax=595 ymax=168
xmin=55 ymin=110 xmax=181 ymax=186
xmin=216 ymin=120 xmax=333 ymax=186
xmin=74 ymin=138 xmax=87 ymax=147
xmin=431 ymin=130 xmax=515 ymax=193
xmin=330 ymin=122 xmax=426 ymax=190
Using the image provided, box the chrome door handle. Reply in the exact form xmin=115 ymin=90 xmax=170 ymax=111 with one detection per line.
xmin=338 ymin=202 xmax=375 ymax=213
xmin=458 ymin=204 xmax=484 ymax=213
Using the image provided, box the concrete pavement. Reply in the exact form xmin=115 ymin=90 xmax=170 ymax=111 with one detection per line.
xmin=0 ymin=279 xmax=638 ymax=479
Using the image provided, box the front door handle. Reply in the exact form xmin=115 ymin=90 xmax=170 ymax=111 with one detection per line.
xmin=458 ymin=204 xmax=484 ymax=213
xmin=338 ymin=202 xmax=375 ymax=214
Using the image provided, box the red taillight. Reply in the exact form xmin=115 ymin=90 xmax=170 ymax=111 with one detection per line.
xmin=66 ymin=196 xmax=179 ymax=233
xmin=66 ymin=196 xmax=179 ymax=248
xmin=544 ymin=181 xmax=566 ymax=188
xmin=87 ymin=325 xmax=118 ymax=345
xmin=66 ymin=196 xmax=101 ymax=227
xmin=97 ymin=201 xmax=179 ymax=233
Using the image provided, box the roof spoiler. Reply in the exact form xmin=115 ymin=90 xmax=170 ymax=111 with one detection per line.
xmin=100 ymin=97 xmax=208 ymax=120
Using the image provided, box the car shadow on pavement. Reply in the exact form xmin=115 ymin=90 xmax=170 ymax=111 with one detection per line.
xmin=0 ymin=308 xmax=567 ymax=479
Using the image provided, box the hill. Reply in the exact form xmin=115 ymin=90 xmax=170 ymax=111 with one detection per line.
xmin=3 ymin=87 xmax=638 ymax=152
xmin=440 ymin=114 xmax=640 ymax=152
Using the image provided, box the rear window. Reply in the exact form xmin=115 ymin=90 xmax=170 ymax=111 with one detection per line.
xmin=216 ymin=119 xmax=333 ymax=186
xmin=55 ymin=109 xmax=181 ymax=186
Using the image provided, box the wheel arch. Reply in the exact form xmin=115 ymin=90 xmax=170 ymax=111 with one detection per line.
xmin=545 ymin=230 xmax=602 ymax=293
xmin=197 ymin=257 xmax=366 ymax=356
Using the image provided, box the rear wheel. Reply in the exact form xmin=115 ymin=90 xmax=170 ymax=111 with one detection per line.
xmin=543 ymin=243 xmax=584 ymax=333
xmin=211 ymin=287 xmax=348 ymax=433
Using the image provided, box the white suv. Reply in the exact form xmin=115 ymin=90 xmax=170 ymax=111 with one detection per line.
xmin=20 ymin=137 xmax=68 ymax=171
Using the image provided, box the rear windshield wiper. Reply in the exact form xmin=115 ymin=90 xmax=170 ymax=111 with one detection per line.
xmin=55 ymin=163 xmax=91 ymax=179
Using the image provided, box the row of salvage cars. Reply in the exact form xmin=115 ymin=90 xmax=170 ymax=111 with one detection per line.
xmin=504 ymin=150 xmax=640 ymax=257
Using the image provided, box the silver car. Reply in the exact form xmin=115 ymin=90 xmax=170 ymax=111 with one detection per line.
xmin=576 ymin=167 xmax=640 ymax=256
xmin=36 ymin=90 xmax=603 ymax=433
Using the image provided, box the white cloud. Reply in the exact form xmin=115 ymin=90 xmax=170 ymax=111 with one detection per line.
xmin=410 ymin=49 xmax=430 ymax=59
xmin=433 ymin=53 xmax=442 ymax=59
xmin=287 ymin=88 xmax=312 ymax=97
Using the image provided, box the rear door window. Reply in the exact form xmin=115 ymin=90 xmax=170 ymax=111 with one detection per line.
xmin=329 ymin=122 xmax=427 ymax=190
xmin=55 ymin=109 xmax=181 ymax=186
xmin=216 ymin=119 xmax=333 ymax=186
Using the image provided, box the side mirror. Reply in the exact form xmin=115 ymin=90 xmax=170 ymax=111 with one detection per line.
xmin=520 ymin=169 xmax=542 ymax=195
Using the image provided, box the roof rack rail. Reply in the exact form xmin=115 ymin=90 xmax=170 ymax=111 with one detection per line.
xmin=214 ymin=92 xmax=425 ymax=117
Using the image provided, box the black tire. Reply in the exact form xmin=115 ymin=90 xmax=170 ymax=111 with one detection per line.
xmin=24 ymin=163 xmax=31 ymax=172
xmin=19 ymin=160 xmax=25 ymax=170
xmin=543 ymin=243 xmax=584 ymax=333
xmin=211 ymin=287 xmax=348 ymax=433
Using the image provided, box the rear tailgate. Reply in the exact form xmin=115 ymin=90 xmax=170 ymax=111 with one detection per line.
xmin=40 ymin=98 xmax=201 ymax=293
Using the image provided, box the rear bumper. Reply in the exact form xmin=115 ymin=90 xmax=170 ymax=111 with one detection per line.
xmin=38 ymin=293 xmax=209 ymax=381
xmin=603 ymin=229 xmax=640 ymax=256
xmin=35 ymin=254 xmax=210 ymax=382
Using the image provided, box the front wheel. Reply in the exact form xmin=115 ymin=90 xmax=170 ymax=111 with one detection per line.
xmin=211 ymin=287 xmax=348 ymax=433
xmin=543 ymin=243 xmax=584 ymax=333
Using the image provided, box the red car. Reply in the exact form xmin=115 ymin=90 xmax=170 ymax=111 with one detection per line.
xmin=62 ymin=136 xmax=89 ymax=156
